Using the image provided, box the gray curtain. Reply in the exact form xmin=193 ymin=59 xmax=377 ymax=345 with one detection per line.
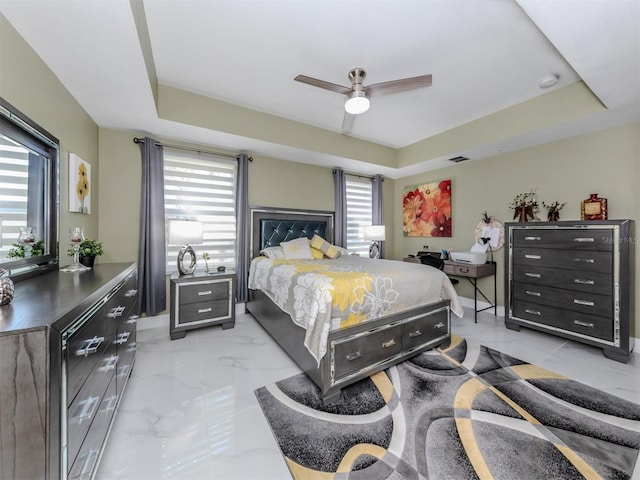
xmin=137 ymin=137 xmax=166 ymax=316
xmin=27 ymin=152 xmax=45 ymax=242
xmin=372 ymin=174 xmax=385 ymax=258
xmin=333 ymin=168 xmax=347 ymax=247
xmin=236 ymin=154 xmax=250 ymax=303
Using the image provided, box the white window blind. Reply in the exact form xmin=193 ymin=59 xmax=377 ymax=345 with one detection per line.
xmin=164 ymin=149 xmax=238 ymax=274
xmin=345 ymin=175 xmax=373 ymax=256
xmin=0 ymin=134 xmax=29 ymax=257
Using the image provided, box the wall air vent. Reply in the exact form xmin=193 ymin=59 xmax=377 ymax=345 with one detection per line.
xmin=448 ymin=156 xmax=469 ymax=163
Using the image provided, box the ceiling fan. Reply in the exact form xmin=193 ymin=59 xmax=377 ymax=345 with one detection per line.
xmin=294 ymin=67 xmax=432 ymax=132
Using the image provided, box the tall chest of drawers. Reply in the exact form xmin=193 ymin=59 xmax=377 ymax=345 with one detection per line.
xmin=504 ymin=220 xmax=634 ymax=363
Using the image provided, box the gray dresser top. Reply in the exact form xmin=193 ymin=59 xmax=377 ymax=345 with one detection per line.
xmin=0 ymin=263 xmax=136 ymax=336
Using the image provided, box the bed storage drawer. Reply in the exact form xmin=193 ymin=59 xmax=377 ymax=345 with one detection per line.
xmin=332 ymin=323 xmax=403 ymax=380
xmin=402 ymin=308 xmax=449 ymax=351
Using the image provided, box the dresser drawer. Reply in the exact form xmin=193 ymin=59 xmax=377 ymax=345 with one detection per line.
xmin=513 ymin=300 xmax=613 ymax=341
xmin=512 ymin=264 xmax=612 ymax=296
xmin=402 ymin=309 xmax=449 ymax=351
xmin=513 ymin=248 xmax=612 ymax=273
xmin=512 ymin=228 xmax=613 ymax=250
xmin=66 ymin=305 xmax=109 ymax=405
xmin=513 ymin=282 xmax=612 ymax=317
xmin=179 ymin=280 xmax=230 ymax=305
xmin=332 ymin=323 xmax=403 ymax=380
xmin=68 ymin=374 xmax=118 ymax=480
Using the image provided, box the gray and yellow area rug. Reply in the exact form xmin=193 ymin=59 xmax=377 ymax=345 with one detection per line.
xmin=255 ymin=335 xmax=640 ymax=480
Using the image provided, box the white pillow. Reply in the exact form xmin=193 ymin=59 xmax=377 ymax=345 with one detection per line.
xmin=260 ymin=246 xmax=285 ymax=259
xmin=281 ymin=237 xmax=314 ymax=260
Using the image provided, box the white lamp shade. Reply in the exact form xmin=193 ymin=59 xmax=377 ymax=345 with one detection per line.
xmin=168 ymin=220 xmax=203 ymax=245
xmin=345 ymin=94 xmax=370 ymax=115
xmin=362 ymin=225 xmax=386 ymax=241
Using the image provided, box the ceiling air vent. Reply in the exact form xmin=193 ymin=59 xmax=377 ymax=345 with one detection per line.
xmin=448 ymin=155 xmax=469 ymax=163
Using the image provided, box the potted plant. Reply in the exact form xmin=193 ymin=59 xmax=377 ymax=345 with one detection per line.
xmin=7 ymin=239 xmax=45 ymax=258
xmin=67 ymin=238 xmax=104 ymax=267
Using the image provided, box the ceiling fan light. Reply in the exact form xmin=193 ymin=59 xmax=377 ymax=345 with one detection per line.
xmin=345 ymin=93 xmax=370 ymax=114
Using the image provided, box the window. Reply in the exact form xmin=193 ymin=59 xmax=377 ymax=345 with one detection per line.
xmin=345 ymin=175 xmax=373 ymax=256
xmin=163 ymin=148 xmax=237 ymax=274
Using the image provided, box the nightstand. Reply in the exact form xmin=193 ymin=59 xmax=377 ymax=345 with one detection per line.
xmin=169 ymin=270 xmax=236 ymax=339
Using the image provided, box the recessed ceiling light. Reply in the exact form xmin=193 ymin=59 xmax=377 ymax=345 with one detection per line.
xmin=539 ymin=74 xmax=559 ymax=89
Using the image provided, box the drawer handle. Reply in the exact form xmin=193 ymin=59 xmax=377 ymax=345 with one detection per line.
xmin=75 ymin=336 xmax=104 ymax=357
xmin=117 ymin=364 xmax=131 ymax=378
xmin=382 ymin=339 xmax=397 ymax=348
xmin=126 ymin=315 xmax=139 ymax=324
xmin=574 ymin=258 xmax=595 ymax=264
xmin=574 ymin=237 xmax=595 ymax=243
xmin=125 ymin=289 xmax=138 ymax=297
xmin=127 ymin=342 xmax=137 ymax=353
xmin=98 ymin=355 xmax=119 ymax=373
xmin=198 ymin=307 xmax=212 ymax=314
xmin=100 ymin=394 xmax=119 ymax=414
xmin=434 ymin=322 xmax=445 ymax=329
xmin=409 ymin=330 xmax=422 ymax=338
xmin=525 ymin=272 xmax=541 ymax=278
xmin=525 ymin=290 xmax=541 ymax=297
xmin=79 ymin=449 xmax=100 ymax=478
xmin=346 ymin=351 xmax=362 ymax=362
xmin=574 ymin=279 xmax=595 ymax=285
xmin=525 ymin=309 xmax=541 ymax=316
xmin=573 ymin=320 xmax=594 ymax=328
xmin=107 ymin=306 xmax=126 ymax=318
xmin=524 ymin=236 xmax=541 ymax=241
xmin=198 ymin=290 xmax=212 ymax=296
xmin=573 ymin=299 xmax=595 ymax=307
xmin=525 ymin=254 xmax=541 ymax=260
xmin=71 ymin=395 xmax=99 ymax=424
xmin=116 ymin=331 xmax=131 ymax=344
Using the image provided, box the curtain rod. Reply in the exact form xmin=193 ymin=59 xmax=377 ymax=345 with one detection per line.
xmin=133 ymin=137 xmax=252 ymax=161
xmin=332 ymin=169 xmax=384 ymax=181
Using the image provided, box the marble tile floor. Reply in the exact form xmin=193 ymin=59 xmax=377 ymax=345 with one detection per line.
xmin=96 ymin=306 xmax=640 ymax=480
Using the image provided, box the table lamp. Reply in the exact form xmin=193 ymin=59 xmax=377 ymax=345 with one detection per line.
xmin=169 ymin=220 xmax=203 ymax=275
xmin=363 ymin=225 xmax=386 ymax=259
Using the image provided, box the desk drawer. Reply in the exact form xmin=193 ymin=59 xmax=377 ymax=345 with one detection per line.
xmin=332 ymin=324 xmax=402 ymax=380
xmin=513 ymin=283 xmax=611 ymax=317
xmin=513 ymin=300 xmax=613 ymax=341
xmin=179 ymin=280 xmax=230 ymax=305
xmin=513 ymin=248 xmax=612 ymax=273
xmin=444 ymin=262 xmax=494 ymax=277
xmin=513 ymin=265 xmax=612 ymax=296
xmin=402 ymin=309 xmax=449 ymax=351
xmin=512 ymin=228 xmax=613 ymax=250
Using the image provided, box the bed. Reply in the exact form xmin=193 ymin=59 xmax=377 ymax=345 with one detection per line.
xmin=246 ymin=207 xmax=463 ymax=403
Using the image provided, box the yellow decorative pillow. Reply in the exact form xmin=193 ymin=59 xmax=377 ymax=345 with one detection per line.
xmin=310 ymin=235 xmax=341 ymax=259
xmin=310 ymin=246 xmax=324 ymax=259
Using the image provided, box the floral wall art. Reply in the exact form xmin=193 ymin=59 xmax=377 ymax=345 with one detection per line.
xmin=69 ymin=153 xmax=91 ymax=214
xmin=402 ymin=179 xmax=452 ymax=237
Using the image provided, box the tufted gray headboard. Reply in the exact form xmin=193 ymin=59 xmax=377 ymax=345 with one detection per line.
xmin=249 ymin=207 xmax=334 ymax=258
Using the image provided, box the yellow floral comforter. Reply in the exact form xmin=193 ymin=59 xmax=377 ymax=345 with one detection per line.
xmin=248 ymin=255 xmax=463 ymax=364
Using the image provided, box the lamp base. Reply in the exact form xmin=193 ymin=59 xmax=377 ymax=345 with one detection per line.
xmin=369 ymin=241 xmax=381 ymax=259
xmin=177 ymin=245 xmax=197 ymax=275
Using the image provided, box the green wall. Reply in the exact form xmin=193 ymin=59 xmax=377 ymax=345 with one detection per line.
xmin=0 ymin=13 xmax=100 ymax=260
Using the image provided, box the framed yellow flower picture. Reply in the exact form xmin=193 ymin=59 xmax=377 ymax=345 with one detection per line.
xmin=402 ymin=179 xmax=452 ymax=237
xmin=69 ymin=153 xmax=91 ymax=214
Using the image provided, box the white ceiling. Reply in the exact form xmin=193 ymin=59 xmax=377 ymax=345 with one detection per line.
xmin=1 ymin=0 xmax=638 ymax=178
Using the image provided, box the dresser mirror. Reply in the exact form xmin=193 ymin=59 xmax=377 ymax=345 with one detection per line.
xmin=0 ymin=98 xmax=59 ymax=281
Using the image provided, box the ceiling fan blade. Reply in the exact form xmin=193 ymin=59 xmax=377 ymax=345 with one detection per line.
xmin=294 ymin=75 xmax=352 ymax=96
xmin=341 ymin=111 xmax=356 ymax=133
xmin=366 ymin=74 xmax=432 ymax=97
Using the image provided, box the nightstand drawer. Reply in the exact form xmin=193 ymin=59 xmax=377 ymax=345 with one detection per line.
xmin=179 ymin=280 xmax=230 ymax=305
xmin=179 ymin=299 xmax=231 ymax=324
